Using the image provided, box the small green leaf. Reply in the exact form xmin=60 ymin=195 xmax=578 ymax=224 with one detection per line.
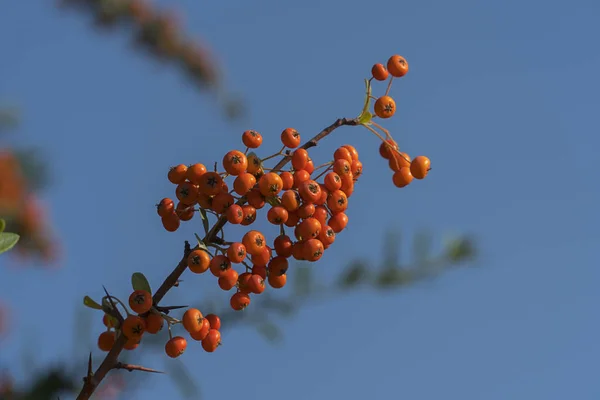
xmin=358 ymin=111 xmax=373 ymax=125
xmin=265 ymin=196 xmax=281 ymax=207
xmin=0 ymin=219 xmax=5 ymax=233
xmin=83 ymin=296 xmax=103 ymax=310
xmin=0 ymin=232 xmax=19 ymax=254
xmin=256 ymin=321 xmax=282 ymax=343
xmin=131 ymin=272 xmax=152 ymax=294
xmin=199 ymin=208 xmax=209 ymax=235
xmin=194 ymin=233 xmax=209 ymax=251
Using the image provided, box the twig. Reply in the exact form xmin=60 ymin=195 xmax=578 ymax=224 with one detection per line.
xmin=75 ymin=117 xmax=358 ymax=400
xmin=114 ymin=362 xmax=164 ymax=374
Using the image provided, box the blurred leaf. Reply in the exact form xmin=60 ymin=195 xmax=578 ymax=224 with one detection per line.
xmin=0 ymin=219 xmax=5 ymax=233
xmin=83 ymin=296 xmax=103 ymax=310
xmin=0 ymin=107 xmax=19 ymax=129
xmin=131 ymin=272 xmax=152 ymax=294
xmin=374 ymin=267 xmax=414 ymax=288
xmin=413 ymin=231 xmax=432 ymax=266
xmin=293 ymin=266 xmax=312 ymax=297
xmin=381 ymin=230 xmax=401 ymax=268
xmin=255 ymin=320 xmax=282 ymax=343
xmin=14 ymin=148 xmax=49 ymax=191
xmin=0 ymin=232 xmax=20 ymax=254
xmin=338 ymin=260 xmax=369 ymax=289
xmin=444 ymin=236 xmax=476 ymax=263
xmin=199 ymin=209 xmax=209 ymax=235
xmin=165 ymin=359 xmax=200 ymax=399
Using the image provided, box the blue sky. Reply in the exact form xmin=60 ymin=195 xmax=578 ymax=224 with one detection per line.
xmin=1 ymin=0 xmax=599 ymax=399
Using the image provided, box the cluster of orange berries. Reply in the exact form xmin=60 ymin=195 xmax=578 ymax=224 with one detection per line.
xmin=156 ymin=128 xmax=361 ymax=312
xmin=59 ymin=0 xmax=219 ymax=87
xmin=0 ymin=149 xmax=57 ymax=262
xmin=367 ymin=55 xmax=432 ymax=187
xmin=97 ymin=289 xmax=223 ymax=358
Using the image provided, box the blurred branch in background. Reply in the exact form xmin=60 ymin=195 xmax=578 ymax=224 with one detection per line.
xmin=0 ymin=231 xmax=476 ymax=400
xmin=56 ymin=0 xmax=245 ymax=120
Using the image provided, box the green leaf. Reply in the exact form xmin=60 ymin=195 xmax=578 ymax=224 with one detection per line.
xmin=338 ymin=260 xmax=369 ymax=289
xmin=131 ymin=272 xmax=152 ymax=294
xmin=265 ymin=196 xmax=281 ymax=207
xmin=0 ymin=232 xmax=19 ymax=254
xmin=0 ymin=219 xmax=5 ymax=233
xmin=194 ymin=233 xmax=209 ymax=251
xmin=199 ymin=208 xmax=209 ymax=235
xmin=293 ymin=266 xmax=313 ymax=297
xmin=358 ymin=110 xmax=373 ymax=125
xmin=83 ymin=296 xmax=103 ymax=310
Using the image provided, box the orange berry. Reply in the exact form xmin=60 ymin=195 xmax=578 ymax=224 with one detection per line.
xmin=211 ymin=192 xmax=234 ymax=214
xmin=186 ymin=163 xmax=207 ymax=184
xmin=318 ymin=225 xmax=336 ymax=246
xmin=98 ymin=331 xmax=116 ymax=352
xmin=387 ymin=55 xmax=409 ymax=77
xmin=144 ymin=312 xmax=164 ymax=334
xmin=233 ymin=172 xmax=256 ymax=196
xmin=281 ymin=190 xmax=300 ymax=211
xmin=165 ymin=336 xmax=187 ymax=358
xmin=189 ymin=318 xmax=210 ymax=341
xmin=333 ymin=147 xmax=353 ymax=163
xmin=371 ymin=63 xmax=389 ymax=81
xmin=291 ymin=148 xmax=309 ymax=170
xmin=296 ymin=217 xmax=322 ymax=241
xmin=124 ymin=336 xmax=141 ymax=351
xmin=103 ymin=314 xmax=117 ymax=328
xmin=298 ymin=180 xmax=322 ymax=204
xmin=242 ymin=130 xmax=263 ymax=148
xmin=293 ymin=169 xmax=311 ymax=188
xmin=128 ymin=290 xmax=153 ymax=314
xmin=240 ymin=204 xmax=257 ymax=226
xmin=209 ymin=255 xmax=232 ymax=278
xmin=258 ymin=172 xmax=284 ymax=197
xmin=297 ymin=202 xmax=315 ymax=219
xmin=156 ymin=198 xmax=175 ymax=217
xmin=201 ymin=329 xmax=221 ymax=352
xmin=225 ymin=204 xmax=244 ymax=224
xmin=246 ymin=188 xmax=265 ymax=209
xmin=248 ymin=274 xmax=266 ymax=294
xmin=291 ymin=241 xmax=306 ymax=261
xmin=392 ymin=167 xmax=413 ymax=188
xmin=230 ymin=292 xmax=251 ymax=310
xmin=303 ymin=238 xmax=324 ymax=262
xmin=280 ymin=171 xmax=294 ymax=190
xmin=281 ymin=128 xmax=301 ymax=148
xmin=187 ymin=249 xmax=211 ymax=274
xmin=332 ymin=159 xmax=352 ymax=178
xmin=222 ymin=150 xmax=248 ymax=176
xmin=284 ymin=210 xmax=300 ymax=227
xmin=351 ymin=160 xmax=363 ymax=179
xmin=268 ymin=256 xmax=289 ymax=276
xmin=379 ymin=139 xmax=399 ymax=159
xmin=251 ymin=246 xmax=272 ymax=267
xmin=315 ymin=184 xmax=329 ymax=206
xmin=342 ymin=144 xmax=359 ymax=162
xmin=374 ymin=95 xmax=396 ymax=119
xmin=175 ymin=182 xmax=198 ymax=205
xmin=238 ymin=272 xmax=253 ymax=294
xmin=182 ymin=308 xmax=204 ymax=334
xmin=205 ymin=314 xmax=221 ymax=330
xmin=267 ymin=206 xmax=289 ymax=225
xmin=218 ymin=268 xmax=239 ymax=291
xmin=252 ymin=264 xmax=268 ymax=279
xmin=327 ymin=190 xmax=348 ymax=214
xmin=242 ymin=230 xmax=266 ymax=256
xmin=340 ymin=174 xmax=354 ymax=196
xmin=328 ymin=212 xmax=348 ymax=233
xmin=389 ymin=152 xmax=411 ymax=171
xmin=410 ymin=156 xmax=431 ymax=179
xmin=176 ymin=202 xmax=195 ymax=221
xmin=122 ymin=315 xmax=146 ymax=339
xmin=274 ymin=234 xmax=293 ymax=258
xmin=162 ymin=213 xmax=180 ymax=232
xmin=168 ymin=164 xmax=187 ymax=184
xmin=198 ymin=172 xmax=223 ymax=196
xmin=197 ymin=193 xmax=213 ymax=209
xmin=227 ymin=242 xmax=247 ymax=263
xmin=268 ymin=273 xmax=287 ymax=289
xmin=313 ymin=206 xmax=328 ymax=227
xmin=305 ymin=158 xmax=315 ymax=174
xmin=246 ymin=153 xmax=262 ymax=175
